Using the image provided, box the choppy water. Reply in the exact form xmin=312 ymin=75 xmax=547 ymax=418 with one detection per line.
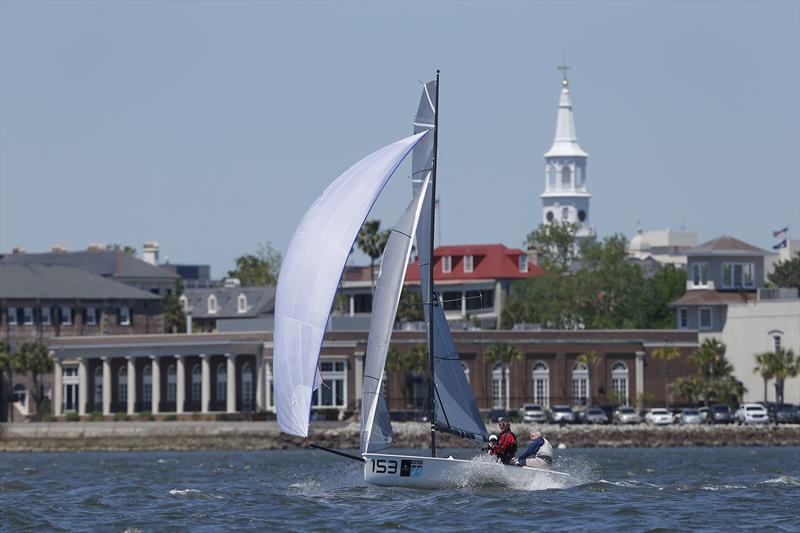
xmin=2 ymin=447 xmax=799 ymax=531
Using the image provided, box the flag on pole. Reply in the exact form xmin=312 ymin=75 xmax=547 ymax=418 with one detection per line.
xmin=772 ymin=239 xmax=787 ymax=250
xmin=772 ymin=226 xmax=789 ymax=238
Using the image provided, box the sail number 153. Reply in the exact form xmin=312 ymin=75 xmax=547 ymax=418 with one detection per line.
xmin=371 ymin=459 xmax=398 ymax=475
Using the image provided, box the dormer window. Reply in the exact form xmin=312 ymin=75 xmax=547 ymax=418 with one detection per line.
xmin=519 ymin=255 xmax=529 ymax=273
xmin=208 ymin=294 xmax=218 ymax=314
xmin=237 ymin=293 xmax=247 ymax=313
xmin=179 ymin=295 xmax=189 ymax=312
xmin=442 ymin=256 xmax=452 ymax=274
xmin=691 ymin=263 xmax=708 ymax=287
xmin=722 ymin=262 xmax=754 ymax=289
xmin=463 ymin=255 xmax=473 ymax=273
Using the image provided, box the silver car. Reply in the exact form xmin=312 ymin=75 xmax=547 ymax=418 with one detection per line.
xmin=550 ymin=405 xmax=577 ymax=424
xmin=613 ymin=406 xmax=642 ymax=425
xmin=679 ymin=408 xmax=704 ymax=425
xmin=518 ymin=403 xmax=548 ymax=423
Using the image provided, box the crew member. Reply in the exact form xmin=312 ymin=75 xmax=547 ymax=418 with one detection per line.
xmin=490 ymin=417 xmax=517 ymax=465
xmin=515 ymin=430 xmax=553 ymax=468
xmin=485 ymin=434 xmax=498 ymax=454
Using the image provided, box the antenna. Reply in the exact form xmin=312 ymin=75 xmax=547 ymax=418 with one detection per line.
xmin=557 ymin=64 xmax=571 ymax=87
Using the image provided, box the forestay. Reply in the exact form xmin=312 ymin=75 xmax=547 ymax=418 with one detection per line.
xmin=411 ymin=81 xmax=488 ymax=442
xmin=361 ymin=175 xmax=430 ymax=453
xmin=274 ymin=131 xmax=428 ymax=437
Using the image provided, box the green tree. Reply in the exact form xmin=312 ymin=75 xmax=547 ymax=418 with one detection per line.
xmin=760 ymin=349 xmax=800 ymax=404
xmin=689 ymin=338 xmax=743 ymax=407
xmin=501 ymin=274 xmax=579 ymax=329
xmin=396 ymin=287 xmax=424 ymax=323
xmin=639 ymin=265 xmax=688 ymax=328
xmin=163 ymin=280 xmax=186 ymax=333
xmin=0 ymin=343 xmax=14 ymax=421
xmin=12 ymin=342 xmax=54 ymax=418
xmin=577 ymin=351 xmax=599 ymax=405
xmin=652 ymin=346 xmax=681 ymax=409
xmin=386 ymin=344 xmax=427 ymax=409
xmin=670 ymin=375 xmax=703 ymax=405
xmin=357 ymin=220 xmax=390 ymax=294
xmin=228 ymin=242 xmax=282 ymax=286
xmin=753 ymin=351 xmax=776 ymax=403
xmin=767 ymin=251 xmax=800 ymax=290
xmin=524 ymin=221 xmax=579 ymax=273
xmin=485 ymin=343 xmax=521 ymax=410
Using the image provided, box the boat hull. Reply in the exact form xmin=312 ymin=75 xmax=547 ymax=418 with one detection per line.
xmin=362 ymin=452 xmax=566 ymax=490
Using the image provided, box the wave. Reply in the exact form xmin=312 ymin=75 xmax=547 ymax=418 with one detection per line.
xmin=757 ymin=475 xmax=800 ymax=487
xmin=168 ymin=489 xmax=201 ymax=495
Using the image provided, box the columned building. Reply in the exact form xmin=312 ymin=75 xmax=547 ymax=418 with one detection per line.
xmin=541 ymin=70 xmax=595 ymax=241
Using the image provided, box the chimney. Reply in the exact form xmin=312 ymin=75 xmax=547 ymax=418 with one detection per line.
xmin=142 ymin=241 xmax=160 ymax=265
xmin=87 ymin=243 xmax=105 ymax=252
xmin=12 ymin=246 xmax=25 ymax=255
xmin=51 ymin=244 xmax=68 ymax=253
xmin=526 ymin=245 xmax=539 ymax=267
xmin=223 ymin=277 xmax=241 ymax=288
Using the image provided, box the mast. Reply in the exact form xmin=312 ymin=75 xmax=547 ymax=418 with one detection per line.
xmin=427 ymin=70 xmax=440 ymax=457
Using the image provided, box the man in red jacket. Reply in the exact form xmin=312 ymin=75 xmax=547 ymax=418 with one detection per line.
xmin=489 ymin=417 xmax=517 ymax=464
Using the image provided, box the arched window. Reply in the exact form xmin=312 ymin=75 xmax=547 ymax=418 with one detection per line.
xmin=12 ymin=384 xmax=27 ymax=407
xmin=142 ymin=364 xmax=152 ymax=405
xmin=532 ymin=361 xmax=550 ymax=407
xmin=612 ymin=361 xmax=629 ymax=405
xmin=561 ymin=165 xmax=571 ymax=188
xmin=207 ymin=294 xmax=218 ymax=314
xmin=167 ymin=364 xmax=177 ymax=403
xmin=492 ymin=362 xmax=509 ymax=410
xmin=242 ymin=363 xmax=253 ymax=411
xmin=237 ymin=294 xmax=247 ymax=314
xmin=216 ymin=363 xmax=227 ymax=404
xmin=118 ymin=366 xmax=128 ymax=404
xmin=191 ymin=364 xmax=202 ymax=402
xmin=179 ymin=295 xmax=189 ymax=312
xmin=461 ymin=361 xmax=470 ymax=384
xmin=572 ymin=362 xmax=589 ymax=406
xmin=94 ymin=366 xmax=103 ymax=407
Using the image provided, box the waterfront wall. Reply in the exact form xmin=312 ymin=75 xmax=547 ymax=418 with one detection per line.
xmin=1 ymin=421 xmax=799 ymax=452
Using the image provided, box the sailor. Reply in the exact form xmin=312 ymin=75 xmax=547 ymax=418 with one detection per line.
xmin=490 ymin=417 xmax=517 ymax=465
xmin=514 ymin=430 xmax=553 ymax=468
xmin=485 ymin=434 xmax=498 ymax=453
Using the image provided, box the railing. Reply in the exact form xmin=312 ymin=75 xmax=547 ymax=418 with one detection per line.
xmin=758 ymin=288 xmax=799 ymax=300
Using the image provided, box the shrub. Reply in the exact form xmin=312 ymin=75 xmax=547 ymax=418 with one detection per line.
xmin=64 ymin=412 xmax=80 ymax=422
xmin=191 ymin=412 xmax=201 ymax=421
xmin=89 ymin=411 xmax=104 ymax=421
xmin=138 ymin=411 xmax=154 ymax=421
xmin=164 ymin=414 xmax=177 ymax=422
xmin=113 ymin=411 xmax=128 ymax=422
xmin=41 ymin=415 xmax=57 ymax=422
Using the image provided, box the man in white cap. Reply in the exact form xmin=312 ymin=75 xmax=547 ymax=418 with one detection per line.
xmin=485 ymin=434 xmax=498 ymax=454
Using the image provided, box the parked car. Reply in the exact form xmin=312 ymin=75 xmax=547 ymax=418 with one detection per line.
xmin=644 ymin=408 xmax=673 ymax=426
xmin=767 ymin=403 xmax=799 ymax=424
xmin=550 ymin=405 xmax=577 ymax=424
xmin=698 ymin=406 xmax=710 ymax=422
xmin=709 ymin=404 xmax=735 ymax=424
xmin=735 ymin=403 xmax=769 ymax=425
xmin=581 ymin=406 xmax=610 ymax=425
xmin=678 ymin=408 xmax=704 ymax=425
xmin=489 ymin=409 xmax=511 ymax=423
xmin=518 ymin=403 xmax=548 ymax=423
xmin=613 ymin=406 xmax=642 ymax=425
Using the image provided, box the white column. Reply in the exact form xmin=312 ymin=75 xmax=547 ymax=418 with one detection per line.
xmin=201 ymin=354 xmax=210 ymax=414
xmin=77 ymin=358 xmax=88 ymax=417
xmin=635 ymin=351 xmax=645 ymax=402
xmin=255 ymin=347 xmax=266 ymax=412
xmin=226 ymin=353 xmax=237 ymax=413
xmin=102 ymin=357 xmax=111 ymax=416
xmin=151 ymin=356 xmax=160 ymax=415
xmin=354 ymin=353 xmax=364 ymax=414
xmin=126 ymin=356 xmax=136 ymax=415
xmin=53 ymin=357 xmax=63 ymax=417
xmin=175 ymin=355 xmax=185 ymax=414
xmin=349 ymin=295 xmax=355 ymax=317
xmin=461 ymin=290 xmax=467 ymax=317
xmin=570 ymin=163 xmax=576 ymax=190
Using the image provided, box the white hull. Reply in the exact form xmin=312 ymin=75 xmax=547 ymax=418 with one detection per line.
xmin=363 ymin=452 xmax=568 ymax=490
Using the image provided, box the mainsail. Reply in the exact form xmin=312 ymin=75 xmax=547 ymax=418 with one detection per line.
xmin=412 ymin=81 xmax=488 ymax=442
xmin=274 ymin=131 xmax=428 ymax=437
xmin=361 ymin=175 xmax=430 ymax=453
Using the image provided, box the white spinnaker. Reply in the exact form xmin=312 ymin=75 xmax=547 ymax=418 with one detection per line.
xmin=361 ymin=175 xmax=430 ymax=453
xmin=274 ymin=131 xmax=428 ymax=437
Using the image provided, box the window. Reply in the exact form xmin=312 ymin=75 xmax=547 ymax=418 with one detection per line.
xmin=442 ymin=256 xmax=452 ymax=274
xmin=208 ymin=294 xmax=218 ymax=314
xmin=179 ymin=295 xmax=189 ymax=312
xmin=492 ymin=362 xmax=509 ymax=409
xmin=41 ymin=307 xmax=51 ymax=326
xmin=699 ymin=307 xmax=712 ymax=330
xmin=191 ymin=364 xmax=202 ymax=402
xmin=678 ymin=308 xmax=688 ymax=329
xmin=466 ymin=290 xmax=491 ymax=311
xmin=119 ymin=307 xmax=131 ymax=326
xmin=85 ymin=307 xmax=97 ymax=326
xmin=562 ymin=207 xmax=569 ymax=220
xmin=94 ymin=367 xmax=103 ymax=407
xmin=519 ymin=255 xmax=528 ymax=273
xmin=442 ymin=291 xmax=462 ymax=312
xmin=611 ymin=361 xmax=629 ymax=404
xmin=167 ymin=365 xmax=177 ymax=403
xmin=150 ymin=288 xmax=160 ymax=295
xmin=691 ymin=263 xmax=708 ymax=287
xmin=23 ymin=307 xmax=34 ymax=325
xmin=242 ymin=363 xmax=253 ymax=412
xmin=561 ymin=165 xmax=571 ymax=188
xmin=463 ymin=255 xmax=473 ymax=273
xmin=571 ymin=362 xmax=589 ymax=406
xmin=722 ymin=262 xmax=755 ymax=288
xmin=216 ymin=363 xmax=227 ymax=404
xmin=118 ymin=366 xmax=128 ymax=404
xmin=142 ymin=365 xmax=152 ymax=405
xmin=237 ymin=294 xmax=248 ymax=314
xmin=773 ymin=335 xmax=781 ymax=352
xmin=61 ymin=306 xmax=72 ymax=325
xmin=267 ymin=362 xmax=275 ymax=411
xmin=314 ymin=359 xmax=346 ymax=407
xmin=532 ymin=361 xmax=550 ymax=407
xmin=7 ymin=307 xmax=18 ymax=325
xmin=13 ymin=384 xmax=27 ymax=407
xmin=63 ymin=366 xmax=78 ymax=412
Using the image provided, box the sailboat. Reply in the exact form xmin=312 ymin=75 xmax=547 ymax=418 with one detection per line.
xmin=274 ymin=72 xmax=568 ymax=489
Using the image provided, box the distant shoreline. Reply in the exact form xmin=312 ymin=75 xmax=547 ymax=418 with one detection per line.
xmin=1 ymin=421 xmax=799 ymax=452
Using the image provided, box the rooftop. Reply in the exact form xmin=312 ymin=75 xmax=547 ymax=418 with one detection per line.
xmin=405 ymin=244 xmax=545 ymax=282
xmin=1 ymin=250 xmax=180 ymax=280
xmin=184 ymin=286 xmax=275 ymax=318
xmin=686 ymin=236 xmax=770 ymax=257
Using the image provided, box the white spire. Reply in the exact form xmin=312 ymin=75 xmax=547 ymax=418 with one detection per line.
xmin=544 ymin=78 xmax=588 ymax=158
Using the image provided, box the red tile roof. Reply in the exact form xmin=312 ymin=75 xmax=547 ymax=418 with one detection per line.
xmin=405 ymin=244 xmax=546 ymax=283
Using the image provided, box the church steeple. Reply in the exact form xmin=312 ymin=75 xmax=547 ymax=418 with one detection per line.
xmin=540 ymin=66 xmax=594 ymax=239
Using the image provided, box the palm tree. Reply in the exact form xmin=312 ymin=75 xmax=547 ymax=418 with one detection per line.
xmin=689 ymin=338 xmax=732 ymax=408
xmin=770 ymin=349 xmax=799 ymax=405
xmin=753 ymin=351 xmax=777 ymax=403
xmin=485 ymin=343 xmax=521 ymax=411
xmin=0 ymin=343 xmax=14 ymax=422
xmin=386 ymin=344 xmax=428 ymax=410
xmin=652 ymin=346 xmax=681 ymax=409
xmin=13 ymin=342 xmax=54 ymax=418
xmin=576 ymin=351 xmax=599 ymax=405
xmin=357 ymin=219 xmax=390 ymax=295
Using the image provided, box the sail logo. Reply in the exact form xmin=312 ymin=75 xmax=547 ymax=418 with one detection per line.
xmin=400 ymin=459 xmax=424 ymax=477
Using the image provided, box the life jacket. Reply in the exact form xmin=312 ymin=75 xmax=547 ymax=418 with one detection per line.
xmin=497 ymin=430 xmax=517 ymax=463
xmin=536 ymin=438 xmax=553 ymax=460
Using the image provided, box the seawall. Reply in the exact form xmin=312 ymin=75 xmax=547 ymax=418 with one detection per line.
xmin=2 ymin=421 xmax=799 ymax=452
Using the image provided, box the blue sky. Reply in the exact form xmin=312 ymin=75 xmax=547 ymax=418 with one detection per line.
xmin=1 ymin=1 xmax=798 ymax=276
